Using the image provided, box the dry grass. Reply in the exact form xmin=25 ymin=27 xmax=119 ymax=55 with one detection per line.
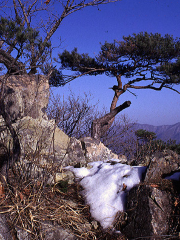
xmin=0 ymin=129 xmax=128 ymax=240
xmin=0 ymin=165 xmax=127 ymax=240
xmin=0 ymin=171 xmax=97 ymax=239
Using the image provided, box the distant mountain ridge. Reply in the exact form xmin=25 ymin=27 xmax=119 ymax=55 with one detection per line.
xmin=133 ymin=122 xmax=180 ymax=143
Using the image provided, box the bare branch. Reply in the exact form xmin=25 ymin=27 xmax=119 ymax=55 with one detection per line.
xmin=91 ymin=100 xmax=131 ymax=140
xmin=61 ymin=67 xmax=106 ymax=83
xmin=162 ymin=85 xmax=180 ymax=94
xmin=27 ymin=0 xmax=38 ymax=15
xmin=17 ymin=0 xmax=30 ymax=26
xmin=13 ymin=0 xmax=21 ymax=23
xmin=126 ymin=81 xmax=180 ymax=94
xmin=0 ymin=49 xmax=26 ymax=74
xmin=128 ymin=81 xmax=165 ymax=90
xmin=31 ymin=0 xmax=120 ymax=71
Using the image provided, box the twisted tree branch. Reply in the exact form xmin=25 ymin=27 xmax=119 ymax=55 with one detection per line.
xmin=91 ymin=101 xmax=131 ymax=140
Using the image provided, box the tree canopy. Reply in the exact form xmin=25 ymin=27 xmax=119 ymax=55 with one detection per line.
xmin=58 ymin=32 xmax=180 ymax=139
xmin=59 ymin=32 xmax=180 ymax=90
xmin=0 ymin=0 xmax=119 ymax=81
xmin=135 ymin=129 xmax=157 ymax=142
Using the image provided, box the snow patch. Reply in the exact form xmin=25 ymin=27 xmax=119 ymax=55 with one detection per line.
xmin=67 ymin=160 xmax=146 ymax=229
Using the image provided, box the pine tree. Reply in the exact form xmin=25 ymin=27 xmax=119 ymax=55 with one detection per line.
xmin=58 ymin=32 xmax=180 ymax=139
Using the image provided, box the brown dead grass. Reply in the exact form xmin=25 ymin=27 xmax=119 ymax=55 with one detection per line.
xmin=0 ymin=167 xmax=127 ymax=240
xmin=0 ymin=173 xmax=96 ymax=239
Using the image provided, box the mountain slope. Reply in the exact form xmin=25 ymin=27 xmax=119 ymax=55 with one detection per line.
xmin=133 ymin=122 xmax=180 ymax=143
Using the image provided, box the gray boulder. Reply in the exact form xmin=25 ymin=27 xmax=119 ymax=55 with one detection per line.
xmin=0 ymin=74 xmax=49 ymax=121
xmin=121 ymin=150 xmax=180 ymax=239
xmin=145 ymin=150 xmax=180 ymax=183
xmin=122 ymin=185 xmax=173 ymax=239
xmin=0 ymin=215 xmax=11 ymax=240
xmin=80 ymin=137 xmax=120 ymax=163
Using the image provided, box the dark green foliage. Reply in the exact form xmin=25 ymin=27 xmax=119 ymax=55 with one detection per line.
xmin=119 ymin=32 xmax=180 ymax=62
xmin=135 ymin=130 xmax=180 ymax=160
xmin=135 ymin=129 xmax=157 ymax=142
xmin=0 ymin=0 xmax=123 ymax=83
xmin=166 ymin=139 xmax=180 ymax=155
xmin=59 ymin=32 xmax=180 ymax=86
xmin=59 ymin=48 xmax=104 ymax=75
xmin=56 ymin=180 xmax=69 ymax=193
xmin=0 ymin=17 xmax=33 ymax=45
xmin=0 ymin=17 xmax=39 ymax=51
xmin=49 ymin=68 xmax=65 ymax=87
xmin=158 ymin=58 xmax=180 ymax=83
xmin=0 ymin=16 xmax=51 ymax=74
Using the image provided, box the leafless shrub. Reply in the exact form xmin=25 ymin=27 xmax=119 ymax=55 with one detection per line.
xmin=47 ymin=90 xmax=138 ymax=159
xmin=100 ymin=114 xmax=137 ymax=159
xmin=47 ymin=90 xmax=100 ymax=139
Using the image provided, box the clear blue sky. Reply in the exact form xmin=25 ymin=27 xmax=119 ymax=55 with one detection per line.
xmin=51 ymin=0 xmax=180 ymax=126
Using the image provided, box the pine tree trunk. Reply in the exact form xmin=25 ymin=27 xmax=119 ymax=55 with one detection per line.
xmin=91 ymin=101 xmax=131 ymax=140
xmin=91 ymin=75 xmax=131 ymax=140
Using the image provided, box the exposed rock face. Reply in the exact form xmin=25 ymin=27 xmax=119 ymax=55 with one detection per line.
xmin=0 ymin=214 xmax=14 ymax=240
xmin=13 ymin=116 xmax=70 ymax=158
xmin=80 ymin=137 xmax=122 ymax=163
xmin=41 ymin=222 xmax=76 ymax=240
xmin=1 ymin=116 xmax=119 ymax=169
xmin=0 ymin=74 xmax=49 ymax=121
xmin=64 ymin=137 xmax=86 ymax=167
xmin=0 ymin=75 xmax=120 ymax=174
xmin=122 ymin=185 xmax=173 ymax=239
xmin=1 ymin=120 xmax=120 ymax=183
xmin=121 ymin=150 xmax=180 ymax=239
xmin=145 ymin=150 xmax=180 ymax=183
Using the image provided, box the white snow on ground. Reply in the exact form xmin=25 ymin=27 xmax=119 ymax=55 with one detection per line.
xmin=66 ymin=160 xmax=146 ymax=229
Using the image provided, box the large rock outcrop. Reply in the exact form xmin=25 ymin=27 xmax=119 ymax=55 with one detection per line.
xmin=0 ymin=74 xmax=49 ymax=121
xmin=0 ymin=75 xmax=120 ymax=183
xmin=121 ymin=150 xmax=180 ymax=239
xmin=144 ymin=150 xmax=180 ymax=183
xmin=0 ymin=74 xmax=121 ymax=240
xmin=122 ymin=185 xmax=173 ymax=239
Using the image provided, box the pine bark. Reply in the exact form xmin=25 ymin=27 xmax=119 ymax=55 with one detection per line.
xmin=91 ymin=101 xmax=131 ymax=140
xmin=91 ymin=74 xmax=131 ymax=140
